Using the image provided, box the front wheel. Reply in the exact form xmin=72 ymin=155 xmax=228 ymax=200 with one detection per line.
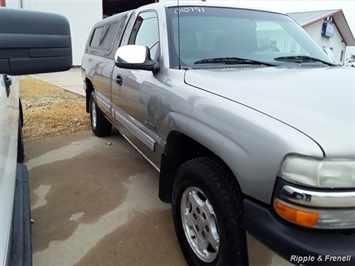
xmin=89 ymin=91 xmax=112 ymax=137
xmin=172 ymin=157 xmax=248 ymax=266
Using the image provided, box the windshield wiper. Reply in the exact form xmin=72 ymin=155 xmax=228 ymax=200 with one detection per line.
xmin=274 ymin=56 xmax=336 ymax=66
xmin=194 ymin=57 xmax=277 ymax=66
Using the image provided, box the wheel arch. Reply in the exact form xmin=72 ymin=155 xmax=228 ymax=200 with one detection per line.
xmin=158 ymin=131 xmax=242 ymax=203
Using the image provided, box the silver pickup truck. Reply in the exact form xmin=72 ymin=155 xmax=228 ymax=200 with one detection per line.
xmin=81 ymin=1 xmax=355 ymax=265
xmin=0 ymin=8 xmax=72 ymax=266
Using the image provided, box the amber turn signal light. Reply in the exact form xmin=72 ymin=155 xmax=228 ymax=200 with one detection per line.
xmin=275 ymin=200 xmax=319 ymax=227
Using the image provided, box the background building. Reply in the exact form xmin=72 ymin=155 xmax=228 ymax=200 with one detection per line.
xmin=288 ymin=10 xmax=355 ymax=64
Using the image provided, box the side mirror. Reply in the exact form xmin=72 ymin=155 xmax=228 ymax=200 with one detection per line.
xmin=115 ymin=45 xmax=160 ymax=73
xmin=0 ymin=8 xmax=72 ymax=75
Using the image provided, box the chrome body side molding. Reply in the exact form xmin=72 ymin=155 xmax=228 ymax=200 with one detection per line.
xmin=112 ymin=105 xmax=156 ymax=151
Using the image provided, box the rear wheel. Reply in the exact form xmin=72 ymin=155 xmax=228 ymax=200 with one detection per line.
xmin=89 ymin=91 xmax=112 ymax=137
xmin=172 ymin=157 xmax=248 ymax=266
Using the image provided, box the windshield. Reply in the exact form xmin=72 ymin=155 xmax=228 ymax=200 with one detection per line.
xmin=167 ymin=6 xmax=334 ymax=67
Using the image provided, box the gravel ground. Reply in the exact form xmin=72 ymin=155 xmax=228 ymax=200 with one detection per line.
xmin=20 ymin=76 xmax=91 ymax=142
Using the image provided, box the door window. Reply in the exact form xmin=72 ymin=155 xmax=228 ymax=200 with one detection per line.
xmin=128 ymin=11 xmax=159 ymax=59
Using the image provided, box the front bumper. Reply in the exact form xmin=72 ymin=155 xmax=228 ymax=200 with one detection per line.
xmin=243 ymin=198 xmax=355 ymax=266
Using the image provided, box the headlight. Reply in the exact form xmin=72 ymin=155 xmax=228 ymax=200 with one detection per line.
xmin=274 ymin=155 xmax=355 ymax=229
xmin=279 ymin=155 xmax=355 ymax=188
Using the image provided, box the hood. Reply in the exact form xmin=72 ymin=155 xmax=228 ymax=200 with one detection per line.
xmin=185 ymin=67 xmax=355 ymax=158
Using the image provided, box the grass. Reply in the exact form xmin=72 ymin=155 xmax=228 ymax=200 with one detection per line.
xmin=20 ymin=76 xmax=91 ymax=142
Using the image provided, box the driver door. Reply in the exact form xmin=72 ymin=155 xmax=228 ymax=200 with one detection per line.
xmin=111 ymin=11 xmax=162 ymax=167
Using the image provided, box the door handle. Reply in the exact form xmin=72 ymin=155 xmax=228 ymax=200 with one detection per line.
xmin=116 ymin=75 xmax=123 ymax=86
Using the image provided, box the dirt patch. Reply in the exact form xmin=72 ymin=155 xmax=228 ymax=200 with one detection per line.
xmin=20 ymin=76 xmax=91 ymax=142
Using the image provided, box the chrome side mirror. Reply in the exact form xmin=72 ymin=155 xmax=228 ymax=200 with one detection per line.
xmin=115 ymin=45 xmax=160 ymax=73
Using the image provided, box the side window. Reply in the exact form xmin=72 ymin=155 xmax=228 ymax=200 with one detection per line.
xmin=90 ymin=23 xmax=119 ymax=50
xmin=128 ymin=11 xmax=159 ymax=59
xmin=90 ymin=27 xmax=103 ymax=48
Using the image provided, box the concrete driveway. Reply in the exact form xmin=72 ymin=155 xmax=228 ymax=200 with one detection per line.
xmin=30 ymin=67 xmax=85 ymax=96
xmin=26 ymin=129 xmax=186 ymax=265
xmin=25 ymin=129 xmax=290 ymax=266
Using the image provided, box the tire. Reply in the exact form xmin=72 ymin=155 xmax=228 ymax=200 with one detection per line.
xmin=89 ymin=91 xmax=112 ymax=137
xmin=172 ymin=157 xmax=248 ymax=266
